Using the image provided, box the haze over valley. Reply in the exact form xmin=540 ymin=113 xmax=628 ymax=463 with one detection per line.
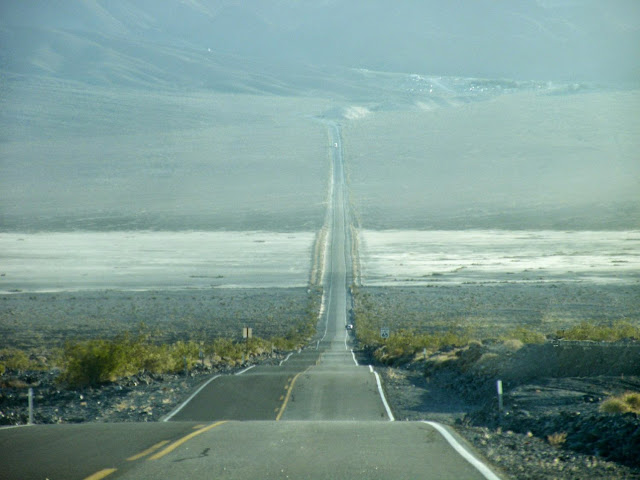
xmin=1 ymin=3 xmax=639 ymax=478
xmin=2 ymin=0 xmax=639 ymax=238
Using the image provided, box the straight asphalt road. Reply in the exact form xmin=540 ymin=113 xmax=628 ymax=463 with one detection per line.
xmin=0 ymin=124 xmax=502 ymax=480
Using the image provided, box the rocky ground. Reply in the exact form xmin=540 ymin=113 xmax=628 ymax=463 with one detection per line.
xmin=0 ymin=288 xmax=316 ymax=350
xmin=353 ymin=284 xmax=640 ymax=342
xmin=378 ymin=341 xmax=640 ymax=480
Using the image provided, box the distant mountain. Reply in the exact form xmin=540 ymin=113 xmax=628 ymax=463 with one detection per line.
xmin=1 ymin=0 xmax=638 ymax=92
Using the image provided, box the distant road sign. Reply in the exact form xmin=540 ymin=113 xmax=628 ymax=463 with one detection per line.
xmin=380 ymin=327 xmax=390 ymax=339
xmin=243 ymin=327 xmax=252 ymax=339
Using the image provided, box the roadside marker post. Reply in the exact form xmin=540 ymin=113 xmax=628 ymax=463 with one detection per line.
xmin=28 ymin=388 xmax=34 ymax=425
xmin=242 ymin=327 xmax=252 ymax=363
xmin=497 ymin=380 xmax=504 ymax=415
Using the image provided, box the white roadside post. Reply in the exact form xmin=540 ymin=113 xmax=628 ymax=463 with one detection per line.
xmin=28 ymin=388 xmax=34 ymax=425
xmin=497 ymin=380 xmax=504 ymax=415
xmin=242 ymin=327 xmax=252 ymax=364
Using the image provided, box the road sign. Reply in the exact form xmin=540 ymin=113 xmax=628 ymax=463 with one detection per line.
xmin=380 ymin=327 xmax=390 ymax=339
xmin=243 ymin=327 xmax=252 ymax=339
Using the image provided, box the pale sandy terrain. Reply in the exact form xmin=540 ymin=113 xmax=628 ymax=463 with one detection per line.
xmin=0 ymin=86 xmax=333 ymax=231
xmin=0 ymin=231 xmax=315 ymax=293
xmin=343 ymin=89 xmax=640 ymax=230
xmin=358 ymin=229 xmax=640 ymax=286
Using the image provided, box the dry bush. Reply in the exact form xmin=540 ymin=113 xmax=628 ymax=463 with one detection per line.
xmin=547 ymin=432 xmax=567 ymax=447
xmin=601 ymin=392 xmax=640 ymax=414
xmin=501 ymin=338 xmax=524 ymax=352
xmin=500 ymin=327 xmax=545 ymax=345
xmin=0 ymin=348 xmax=31 ymax=372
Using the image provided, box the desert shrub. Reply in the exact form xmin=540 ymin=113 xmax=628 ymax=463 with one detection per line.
xmin=547 ymin=432 xmax=567 ymax=447
xmin=429 ymin=329 xmax=470 ymax=349
xmin=271 ymin=336 xmax=298 ymax=351
xmin=209 ymin=337 xmax=243 ymax=362
xmin=0 ymin=347 xmax=63 ymax=374
xmin=0 ymin=348 xmax=31 ymax=372
xmin=61 ymin=331 xmax=178 ymax=385
xmin=501 ymin=339 xmax=524 ymax=352
xmin=556 ymin=321 xmax=640 ymax=342
xmin=501 ymin=327 xmax=546 ymax=344
xmin=61 ymin=338 xmax=132 ymax=386
xmin=169 ymin=340 xmax=201 ymax=371
xmin=601 ymin=392 xmax=640 ymax=414
xmin=371 ymin=329 xmax=471 ymax=364
xmin=475 ymin=352 xmax=500 ymax=369
xmin=138 ymin=343 xmax=173 ymax=373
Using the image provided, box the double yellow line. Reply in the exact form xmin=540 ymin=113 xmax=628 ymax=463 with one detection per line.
xmin=275 ymin=372 xmax=302 ymax=421
xmin=148 ymin=421 xmax=227 ymax=460
xmin=82 ymin=421 xmax=228 ymax=480
xmin=275 ymin=357 xmax=320 ymax=421
xmin=85 ymin=357 xmax=320 ymax=479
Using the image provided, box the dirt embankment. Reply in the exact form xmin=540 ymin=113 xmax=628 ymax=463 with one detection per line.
xmin=378 ymin=341 xmax=640 ymax=479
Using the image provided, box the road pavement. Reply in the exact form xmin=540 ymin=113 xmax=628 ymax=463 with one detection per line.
xmin=0 ymin=124 xmax=502 ymax=480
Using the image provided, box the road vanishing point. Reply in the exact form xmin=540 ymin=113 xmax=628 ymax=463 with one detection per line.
xmin=0 ymin=124 xmax=502 ymax=480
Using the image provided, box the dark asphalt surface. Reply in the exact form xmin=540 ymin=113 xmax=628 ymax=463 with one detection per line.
xmin=114 ymin=421 xmax=496 ymax=480
xmin=0 ymin=422 xmax=199 ymax=480
xmin=166 ymin=350 xmax=321 ymax=422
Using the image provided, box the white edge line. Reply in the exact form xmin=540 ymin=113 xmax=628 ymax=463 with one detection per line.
xmin=369 ymin=365 xmax=394 ymax=421
xmin=235 ymin=365 xmax=255 ymax=376
xmin=422 ymin=421 xmax=502 ymax=480
xmin=0 ymin=424 xmax=32 ymax=430
xmin=344 ymin=328 xmax=348 ymax=350
xmin=319 ymin=283 xmax=331 ymax=344
xmin=350 ymin=349 xmax=358 ymax=366
xmin=163 ymin=374 xmax=221 ymax=422
xmin=280 ymin=352 xmax=294 ymax=366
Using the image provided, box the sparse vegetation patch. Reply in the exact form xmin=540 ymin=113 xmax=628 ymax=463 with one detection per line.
xmin=555 ymin=321 xmax=640 ymax=342
xmin=600 ymin=392 xmax=640 ymax=415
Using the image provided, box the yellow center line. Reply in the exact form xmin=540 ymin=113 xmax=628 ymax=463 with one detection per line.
xmin=276 ymin=372 xmax=302 ymax=421
xmin=149 ymin=421 xmax=228 ymax=460
xmin=83 ymin=468 xmax=117 ymax=480
xmin=276 ymin=365 xmax=314 ymax=421
xmin=126 ymin=440 xmax=170 ymax=461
